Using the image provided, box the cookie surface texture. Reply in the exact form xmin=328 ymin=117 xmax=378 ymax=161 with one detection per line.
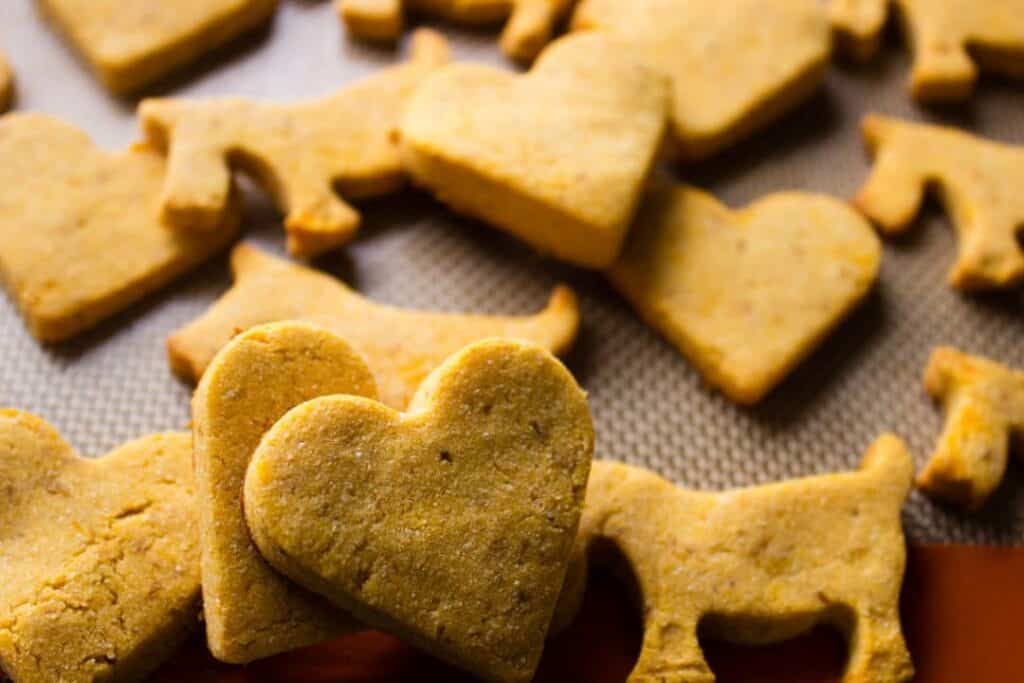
xmin=855 ymin=114 xmax=1024 ymax=290
xmin=829 ymin=0 xmax=1024 ymax=101
xmin=0 ymin=113 xmax=239 ymax=343
xmin=169 ymin=243 xmax=580 ymax=408
xmin=917 ymin=347 xmax=1024 ymax=510
xmin=243 ymin=339 xmax=594 ymax=683
xmin=339 ymin=0 xmax=574 ymax=62
xmin=0 ymin=410 xmax=200 ymax=683
xmin=572 ymin=0 xmax=830 ymax=160
xmin=607 ymin=183 xmax=881 ymax=405
xmin=140 ymin=29 xmax=449 ymax=258
xmin=191 ymin=322 xmax=378 ymax=663
xmin=0 ymin=51 xmax=12 ymax=112
xmin=564 ymin=437 xmax=915 ymax=683
xmin=400 ymin=32 xmax=670 ymax=269
xmin=36 ymin=0 xmax=278 ymax=93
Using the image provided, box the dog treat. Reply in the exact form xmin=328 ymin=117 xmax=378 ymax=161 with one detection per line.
xmin=0 ymin=113 xmax=240 ymax=343
xmin=36 ymin=0 xmax=278 ymax=94
xmin=400 ymin=33 xmax=670 ymax=269
xmin=0 ymin=410 xmax=200 ymax=683
xmin=917 ymin=347 xmax=1024 ymax=510
xmin=168 ymin=243 xmax=580 ymax=408
xmin=828 ymin=0 xmax=1024 ymax=101
xmin=607 ymin=183 xmax=881 ymax=405
xmin=140 ymin=30 xmax=449 ymax=258
xmin=244 ymin=339 xmax=593 ymax=683
xmin=855 ymin=114 xmax=1024 ymax=290
xmin=191 ymin=322 xmax=378 ymax=663
xmin=0 ymin=51 xmax=12 ymax=112
xmin=560 ymin=436 xmax=915 ymax=683
xmin=339 ymin=0 xmax=573 ymax=63
xmin=572 ymin=0 xmax=830 ymax=161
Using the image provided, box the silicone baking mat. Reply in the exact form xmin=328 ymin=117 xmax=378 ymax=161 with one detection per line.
xmin=0 ymin=0 xmax=1022 ymax=545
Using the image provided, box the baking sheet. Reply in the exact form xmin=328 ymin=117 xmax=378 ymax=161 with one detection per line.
xmin=0 ymin=0 xmax=1022 ymax=544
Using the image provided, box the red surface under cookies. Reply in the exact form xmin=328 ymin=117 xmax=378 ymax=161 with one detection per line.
xmin=152 ymin=545 xmax=1024 ymax=683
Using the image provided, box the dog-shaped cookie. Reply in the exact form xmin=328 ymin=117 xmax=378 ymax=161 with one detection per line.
xmin=829 ymin=0 xmax=1024 ymax=101
xmin=560 ymin=436 xmax=915 ymax=683
xmin=917 ymin=347 xmax=1024 ymax=510
xmin=855 ymin=114 xmax=1024 ymax=291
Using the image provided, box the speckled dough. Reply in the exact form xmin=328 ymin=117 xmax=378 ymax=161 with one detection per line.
xmin=855 ymin=114 xmax=1024 ymax=290
xmin=169 ymin=243 xmax=580 ymax=409
xmin=338 ymin=0 xmax=574 ymax=63
xmin=607 ymin=183 xmax=881 ymax=405
xmin=244 ymin=339 xmax=593 ymax=683
xmin=560 ymin=438 xmax=915 ymax=683
xmin=0 ymin=51 xmax=13 ymax=112
xmin=0 ymin=113 xmax=240 ymax=343
xmin=829 ymin=0 xmax=1024 ymax=101
xmin=572 ymin=0 xmax=831 ymax=161
xmin=36 ymin=0 xmax=279 ymax=93
xmin=140 ymin=30 xmax=449 ymax=258
xmin=400 ymin=33 xmax=670 ymax=269
xmin=191 ymin=322 xmax=378 ymax=663
xmin=917 ymin=347 xmax=1024 ymax=510
xmin=0 ymin=410 xmax=200 ymax=683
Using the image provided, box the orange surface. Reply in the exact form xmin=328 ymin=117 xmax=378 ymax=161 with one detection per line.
xmin=152 ymin=545 xmax=1024 ymax=682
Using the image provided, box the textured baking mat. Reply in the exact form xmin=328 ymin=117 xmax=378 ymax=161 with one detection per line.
xmin=1 ymin=1 xmax=1022 ymax=544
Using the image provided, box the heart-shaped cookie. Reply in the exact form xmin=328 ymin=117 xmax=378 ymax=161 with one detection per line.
xmin=191 ymin=321 xmax=378 ymax=663
xmin=37 ymin=0 xmax=278 ymax=93
xmin=0 ymin=410 xmax=200 ymax=682
xmin=572 ymin=0 xmax=830 ymax=160
xmin=400 ymin=32 xmax=670 ymax=268
xmin=608 ymin=183 xmax=881 ymax=404
xmin=0 ymin=113 xmax=239 ymax=342
xmin=244 ymin=339 xmax=593 ymax=683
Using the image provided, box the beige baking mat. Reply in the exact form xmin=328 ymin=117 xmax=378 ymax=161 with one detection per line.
xmin=1 ymin=1 xmax=1022 ymax=544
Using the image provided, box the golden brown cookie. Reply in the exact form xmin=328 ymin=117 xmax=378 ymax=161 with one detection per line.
xmin=168 ymin=243 xmax=580 ymax=408
xmin=140 ymin=30 xmax=449 ymax=258
xmin=561 ymin=437 xmax=915 ymax=683
xmin=0 ymin=51 xmax=13 ymax=112
xmin=572 ymin=0 xmax=831 ymax=160
xmin=917 ymin=347 xmax=1024 ymax=510
xmin=400 ymin=32 xmax=670 ymax=268
xmin=36 ymin=0 xmax=278 ymax=93
xmin=0 ymin=410 xmax=200 ymax=683
xmin=855 ymin=114 xmax=1024 ymax=290
xmin=0 ymin=113 xmax=239 ymax=343
xmin=829 ymin=0 xmax=1024 ymax=101
xmin=607 ymin=183 xmax=881 ymax=405
xmin=244 ymin=339 xmax=593 ymax=683
xmin=191 ymin=321 xmax=378 ymax=663
xmin=338 ymin=0 xmax=574 ymax=63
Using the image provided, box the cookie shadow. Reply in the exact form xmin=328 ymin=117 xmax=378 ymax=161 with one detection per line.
xmin=681 ymin=85 xmax=843 ymax=190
